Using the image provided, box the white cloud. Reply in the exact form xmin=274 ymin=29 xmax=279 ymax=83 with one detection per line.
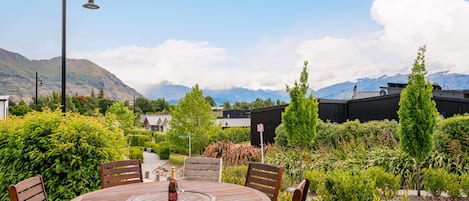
xmin=296 ymin=0 xmax=469 ymax=90
xmin=73 ymin=0 xmax=469 ymax=93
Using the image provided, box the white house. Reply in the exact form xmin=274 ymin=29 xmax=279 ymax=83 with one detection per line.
xmin=0 ymin=96 xmax=9 ymax=120
xmin=143 ymin=114 xmax=171 ymax=132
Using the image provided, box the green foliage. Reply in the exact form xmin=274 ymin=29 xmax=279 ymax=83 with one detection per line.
xmin=128 ymin=134 xmax=151 ymax=147
xmin=153 ymin=132 xmax=167 ymax=143
xmin=317 ymin=169 xmax=377 ymax=201
xmin=169 ymin=154 xmax=186 ymax=166
xmin=282 ymin=61 xmax=319 ymax=147
xmin=211 ymin=127 xmax=250 ymax=143
xmin=130 ymin=146 xmax=144 ymax=162
xmin=423 ymin=168 xmax=447 ymax=196
xmin=0 ymin=110 xmax=127 ymax=201
xmin=398 ymin=46 xmax=438 ymax=196
xmin=435 ymin=114 xmax=469 ymax=159
xmin=167 ymin=84 xmax=218 ymax=155
xmin=398 ymin=46 xmax=438 ymax=163
xmin=446 ymin=172 xmax=461 ymax=197
xmin=266 ymin=149 xmax=311 ymax=186
xmin=303 ymin=169 xmax=324 ymax=194
xmin=364 ymin=166 xmax=400 ymax=200
xmin=314 ymin=120 xmax=399 ymax=152
xmin=156 ymin=141 xmax=171 ymax=160
xmin=105 ymin=101 xmax=136 ymax=132
xmin=9 ymin=100 xmax=32 ymax=116
xmin=135 ymin=96 xmax=170 ymax=114
xmin=222 ymin=165 xmax=247 ymax=185
xmin=274 ymin=124 xmax=289 ymax=147
xmin=461 ymin=174 xmax=469 ymax=196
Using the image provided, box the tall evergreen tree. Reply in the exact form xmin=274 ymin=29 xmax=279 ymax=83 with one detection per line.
xmin=398 ymin=46 xmax=438 ymax=196
xmin=282 ymin=61 xmax=319 ymax=181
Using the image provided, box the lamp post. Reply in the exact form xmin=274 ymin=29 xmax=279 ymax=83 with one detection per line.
xmin=61 ymin=0 xmax=100 ymax=113
xmin=35 ymin=72 xmax=43 ymax=111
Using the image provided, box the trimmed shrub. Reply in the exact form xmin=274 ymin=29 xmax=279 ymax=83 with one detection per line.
xmin=317 ymin=169 xmax=377 ymax=201
xmin=446 ymin=173 xmax=461 ymax=198
xmin=153 ymin=131 xmax=167 ymax=143
xmin=157 ymin=141 xmax=171 ymax=160
xmin=169 ymin=154 xmax=185 ymax=166
xmin=303 ymin=169 xmax=324 ymax=194
xmin=364 ymin=166 xmax=400 ymax=200
xmin=211 ymin=127 xmax=250 ymax=144
xmin=423 ymin=168 xmax=447 ymax=196
xmin=128 ymin=134 xmax=151 ymax=147
xmin=461 ymin=174 xmax=469 ymax=196
xmin=0 ymin=110 xmax=127 ymax=200
xmin=130 ymin=146 xmax=144 ymax=162
xmin=222 ymin=165 xmax=247 ymax=185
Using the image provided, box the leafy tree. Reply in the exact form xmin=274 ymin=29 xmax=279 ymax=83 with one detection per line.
xmin=397 ymin=46 xmax=438 ymax=196
xmin=168 ymin=84 xmax=218 ymax=155
xmin=282 ymin=61 xmax=319 ymax=181
xmin=105 ymin=101 xmax=136 ymax=132
xmin=223 ymin=101 xmax=232 ymax=110
xmin=205 ymin=96 xmax=216 ymax=107
xmin=9 ymin=100 xmax=32 ymax=116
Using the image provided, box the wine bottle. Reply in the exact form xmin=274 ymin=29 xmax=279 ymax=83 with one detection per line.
xmin=168 ymin=166 xmax=178 ymax=201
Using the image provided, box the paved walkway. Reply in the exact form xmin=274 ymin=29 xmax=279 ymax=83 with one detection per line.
xmin=141 ymin=150 xmax=168 ymax=182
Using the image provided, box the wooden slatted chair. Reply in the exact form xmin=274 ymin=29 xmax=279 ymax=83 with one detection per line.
xmin=100 ymin=159 xmax=143 ymax=189
xmin=183 ymin=157 xmax=222 ymax=182
xmin=245 ymin=162 xmax=283 ymax=201
xmin=292 ymin=179 xmax=310 ymax=201
xmin=8 ymin=175 xmax=48 ymax=201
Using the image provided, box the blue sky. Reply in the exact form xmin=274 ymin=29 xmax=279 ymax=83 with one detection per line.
xmin=2 ymin=0 xmax=469 ymax=93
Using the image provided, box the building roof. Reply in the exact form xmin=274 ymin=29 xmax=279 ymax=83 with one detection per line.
xmin=144 ymin=114 xmax=171 ymax=126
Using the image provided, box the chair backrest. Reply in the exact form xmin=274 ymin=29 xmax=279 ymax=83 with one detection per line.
xmin=100 ymin=159 xmax=143 ymax=188
xmin=245 ymin=162 xmax=283 ymax=201
xmin=292 ymin=179 xmax=310 ymax=201
xmin=8 ymin=175 xmax=48 ymax=201
xmin=183 ymin=157 xmax=222 ymax=182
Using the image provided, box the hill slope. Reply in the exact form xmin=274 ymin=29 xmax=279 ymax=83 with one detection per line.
xmin=0 ymin=48 xmax=141 ymax=102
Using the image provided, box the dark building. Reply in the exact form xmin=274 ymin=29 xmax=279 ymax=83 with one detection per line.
xmin=223 ymin=109 xmax=250 ymax=118
xmin=250 ymin=85 xmax=469 ymax=146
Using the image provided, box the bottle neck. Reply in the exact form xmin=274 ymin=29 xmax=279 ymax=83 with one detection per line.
xmin=171 ymin=168 xmax=176 ymax=180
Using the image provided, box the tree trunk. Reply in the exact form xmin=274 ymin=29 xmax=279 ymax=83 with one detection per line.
xmin=416 ymin=159 xmax=421 ymax=197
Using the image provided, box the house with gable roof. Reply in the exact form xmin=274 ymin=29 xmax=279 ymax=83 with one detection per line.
xmin=143 ymin=114 xmax=171 ymax=132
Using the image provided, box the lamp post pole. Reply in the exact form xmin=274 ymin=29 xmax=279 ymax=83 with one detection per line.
xmin=35 ymin=72 xmax=43 ymax=111
xmin=61 ymin=0 xmax=66 ymax=112
xmin=61 ymin=0 xmax=100 ymax=113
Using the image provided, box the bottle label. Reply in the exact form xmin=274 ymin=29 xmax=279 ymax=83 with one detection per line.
xmin=168 ymin=192 xmax=178 ymax=201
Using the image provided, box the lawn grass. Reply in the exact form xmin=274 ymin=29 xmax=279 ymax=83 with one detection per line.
xmin=169 ymin=153 xmax=186 ymax=165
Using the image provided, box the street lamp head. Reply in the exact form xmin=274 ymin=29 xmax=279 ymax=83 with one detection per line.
xmin=83 ymin=0 xmax=99 ymax=9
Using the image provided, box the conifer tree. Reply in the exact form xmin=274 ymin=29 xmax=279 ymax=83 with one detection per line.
xmin=282 ymin=61 xmax=319 ymax=181
xmin=398 ymin=46 xmax=438 ymax=196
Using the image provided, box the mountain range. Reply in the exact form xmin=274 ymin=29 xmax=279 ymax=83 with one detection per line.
xmin=2 ymin=48 xmax=469 ymax=105
xmin=145 ymin=71 xmax=469 ymax=105
xmin=0 ymin=48 xmax=140 ymax=102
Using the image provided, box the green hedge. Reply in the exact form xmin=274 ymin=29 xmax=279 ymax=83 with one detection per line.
xmin=128 ymin=134 xmax=151 ymax=147
xmin=130 ymin=146 xmax=144 ymax=162
xmin=0 ymin=110 xmax=128 ymax=201
xmin=317 ymin=169 xmax=377 ymax=201
xmin=211 ymin=127 xmax=250 ymax=143
xmin=157 ymin=141 xmax=170 ymax=160
xmin=435 ymin=114 xmax=469 ymax=158
xmin=153 ymin=132 xmax=167 ymax=143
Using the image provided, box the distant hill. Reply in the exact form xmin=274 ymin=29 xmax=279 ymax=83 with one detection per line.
xmin=145 ymin=81 xmax=289 ymax=105
xmin=315 ymin=72 xmax=469 ymax=99
xmin=145 ymin=72 xmax=469 ymax=104
xmin=0 ymin=48 xmax=141 ymax=102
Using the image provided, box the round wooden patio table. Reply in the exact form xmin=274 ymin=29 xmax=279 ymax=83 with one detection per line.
xmin=71 ymin=180 xmax=270 ymax=201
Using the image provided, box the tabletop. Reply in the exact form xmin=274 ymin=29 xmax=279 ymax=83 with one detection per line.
xmin=71 ymin=181 xmax=270 ymax=201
